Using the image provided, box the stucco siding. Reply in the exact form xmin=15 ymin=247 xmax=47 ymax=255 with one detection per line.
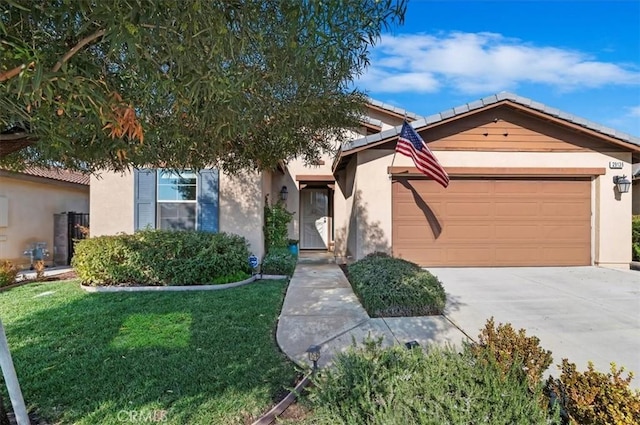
xmin=0 ymin=176 xmax=89 ymax=267
xmin=334 ymin=158 xmax=357 ymax=260
xmin=219 ymin=170 xmax=265 ymax=259
xmin=90 ymin=169 xmax=266 ymax=259
xmin=90 ymin=171 xmax=134 ymax=236
xmin=345 ymin=149 xmax=632 ymax=267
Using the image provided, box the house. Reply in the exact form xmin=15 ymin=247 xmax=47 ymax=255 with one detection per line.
xmin=90 ymin=92 xmax=640 ymax=269
xmin=0 ymin=168 xmax=90 ymax=269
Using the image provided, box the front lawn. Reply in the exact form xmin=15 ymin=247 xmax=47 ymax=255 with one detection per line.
xmin=0 ymin=279 xmax=297 ymax=424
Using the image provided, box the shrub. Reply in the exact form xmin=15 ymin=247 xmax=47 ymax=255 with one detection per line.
xmin=347 ymin=255 xmax=445 ymax=317
xmin=632 ymin=216 xmax=640 ymax=261
xmin=34 ymin=260 xmax=46 ymax=280
xmin=264 ymin=197 xmax=293 ymax=251
xmin=0 ymin=260 xmax=18 ymax=287
xmin=547 ymin=360 xmax=640 ymax=425
xmin=72 ymin=230 xmax=251 ymax=286
xmin=305 ymin=338 xmax=560 ymax=425
xmin=469 ymin=317 xmax=553 ymax=391
xmin=261 ymin=247 xmax=297 ymax=276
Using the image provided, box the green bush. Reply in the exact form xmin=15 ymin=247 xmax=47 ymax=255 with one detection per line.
xmin=72 ymin=230 xmax=251 ymax=286
xmin=305 ymin=338 xmax=560 ymax=425
xmin=0 ymin=260 xmax=18 ymax=287
xmin=547 ymin=360 xmax=640 ymax=425
xmin=469 ymin=317 xmax=553 ymax=392
xmin=261 ymin=247 xmax=296 ymax=276
xmin=264 ymin=198 xmax=293 ymax=251
xmin=632 ymin=216 xmax=640 ymax=261
xmin=347 ymin=255 xmax=445 ymax=317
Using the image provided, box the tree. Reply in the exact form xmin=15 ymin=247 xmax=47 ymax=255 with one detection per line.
xmin=0 ymin=0 xmax=407 ymax=173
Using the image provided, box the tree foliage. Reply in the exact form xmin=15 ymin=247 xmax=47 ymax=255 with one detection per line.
xmin=0 ymin=0 xmax=406 ymax=173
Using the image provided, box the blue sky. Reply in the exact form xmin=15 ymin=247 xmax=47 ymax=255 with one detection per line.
xmin=357 ymin=0 xmax=640 ymax=137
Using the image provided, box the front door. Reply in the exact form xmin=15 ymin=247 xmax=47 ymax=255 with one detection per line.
xmin=300 ymin=188 xmax=329 ymax=249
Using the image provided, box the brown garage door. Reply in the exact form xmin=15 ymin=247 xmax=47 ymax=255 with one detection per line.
xmin=392 ymin=178 xmax=591 ymax=266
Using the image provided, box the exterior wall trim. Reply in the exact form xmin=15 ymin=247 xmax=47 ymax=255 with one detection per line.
xmin=295 ymin=174 xmax=335 ymax=182
xmin=388 ymin=166 xmax=607 ymax=177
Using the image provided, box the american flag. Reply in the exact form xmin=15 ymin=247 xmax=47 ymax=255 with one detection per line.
xmin=396 ymin=121 xmax=449 ymax=188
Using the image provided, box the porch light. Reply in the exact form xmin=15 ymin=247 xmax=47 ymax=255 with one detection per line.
xmin=613 ymin=175 xmax=631 ymax=194
xmin=279 ymin=185 xmax=289 ymax=201
xmin=306 ymin=344 xmax=321 ymax=372
xmin=405 ymin=340 xmax=420 ymax=350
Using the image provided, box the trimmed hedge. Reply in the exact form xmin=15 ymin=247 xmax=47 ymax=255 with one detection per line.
xmin=261 ymin=247 xmax=297 ymax=276
xmin=346 ymin=253 xmax=445 ymax=317
xmin=72 ymin=230 xmax=251 ymax=286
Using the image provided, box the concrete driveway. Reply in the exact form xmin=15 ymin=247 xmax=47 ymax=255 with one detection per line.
xmin=431 ymin=267 xmax=640 ymax=386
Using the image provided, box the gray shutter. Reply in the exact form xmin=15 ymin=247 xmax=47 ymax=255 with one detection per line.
xmin=197 ymin=169 xmax=219 ymax=232
xmin=134 ymin=169 xmax=157 ymax=230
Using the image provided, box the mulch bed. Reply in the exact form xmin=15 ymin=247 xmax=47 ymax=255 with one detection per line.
xmin=0 ymin=271 xmax=78 ymax=292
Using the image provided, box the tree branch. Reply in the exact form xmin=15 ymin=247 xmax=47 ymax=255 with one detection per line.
xmin=0 ymin=132 xmax=32 ymax=141
xmin=52 ymin=28 xmax=106 ymax=73
xmin=0 ymin=62 xmax=35 ymax=82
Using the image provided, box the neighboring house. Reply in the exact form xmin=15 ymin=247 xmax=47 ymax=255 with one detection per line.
xmin=0 ymin=168 xmax=90 ymax=269
xmin=90 ymin=92 xmax=640 ymax=269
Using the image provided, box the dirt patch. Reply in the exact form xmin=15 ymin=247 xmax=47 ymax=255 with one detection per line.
xmin=37 ymin=271 xmax=78 ymax=281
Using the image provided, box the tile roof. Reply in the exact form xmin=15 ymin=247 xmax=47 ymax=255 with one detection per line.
xmin=343 ymin=92 xmax=640 ymax=155
xmin=359 ymin=115 xmax=384 ymax=128
xmin=9 ymin=167 xmax=90 ymax=185
xmin=366 ymin=98 xmax=423 ymax=120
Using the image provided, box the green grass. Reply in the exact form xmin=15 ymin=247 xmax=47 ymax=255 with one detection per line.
xmin=0 ymin=279 xmax=298 ymax=424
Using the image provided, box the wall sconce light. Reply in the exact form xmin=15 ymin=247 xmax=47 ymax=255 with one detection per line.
xmin=279 ymin=185 xmax=288 ymax=201
xmin=613 ymin=175 xmax=631 ymax=194
xmin=306 ymin=344 xmax=321 ymax=373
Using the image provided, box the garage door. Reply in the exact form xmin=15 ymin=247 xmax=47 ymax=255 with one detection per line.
xmin=392 ymin=178 xmax=591 ymax=266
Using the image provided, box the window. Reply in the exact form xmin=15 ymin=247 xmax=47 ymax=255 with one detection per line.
xmin=156 ymin=170 xmax=197 ymax=230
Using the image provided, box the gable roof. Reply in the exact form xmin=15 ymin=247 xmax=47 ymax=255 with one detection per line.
xmin=334 ymin=92 xmax=640 ymax=171
xmin=1 ymin=167 xmax=90 ymax=186
xmin=366 ymin=98 xmax=423 ymax=121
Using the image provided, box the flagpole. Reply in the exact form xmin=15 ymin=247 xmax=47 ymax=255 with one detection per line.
xmin=390 ymin=116 xmax=408 ymax=173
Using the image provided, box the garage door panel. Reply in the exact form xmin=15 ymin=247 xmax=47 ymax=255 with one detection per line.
xmin=541 ymin=181 xmax=588 ymax=194
xmin=445 ymin=247 xmax=494 ymax=264
xmin=445 ymin=224 xmax=493 ymax=240
xmin=395 ymin=224 xmax=438 ymax=241
xmin=494 ymin=224 xmax=539 ymax=239
xmin=495 ymin=201 xmax=540 ymax=217
xmin=495 ymin=181 xmax=539 ymax=194
xmin=392 ymin=178 xmax=591 ymax=266
xmin=539 ymin=224 xmax=590 ymax=240
xmin=446 ymin=202 xmax=492 ymax=216
xmin=495 ymin=247 xmax=542 ymax=264
xmin=540 ymin=202 xmax=589 ymax=217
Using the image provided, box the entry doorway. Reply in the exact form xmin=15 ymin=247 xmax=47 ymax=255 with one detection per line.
xmin=300 ymin=188 xmax=329 ymax=249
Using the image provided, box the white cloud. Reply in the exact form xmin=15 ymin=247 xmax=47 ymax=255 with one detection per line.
xmin=628 ymin=106 xmax=640 ymax=117
xmin=359 ymin=32 xmax=640 ymax=94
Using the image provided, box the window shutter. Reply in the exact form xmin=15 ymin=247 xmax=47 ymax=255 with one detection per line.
xmin=134 ymin=169 xmax=157 ymax=230
xmin=197 ymin=169 xmax=219 ymax=233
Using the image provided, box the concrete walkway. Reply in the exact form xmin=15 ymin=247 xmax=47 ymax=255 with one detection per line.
xmin=276 ymin=256 xmax=468 ymax=369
